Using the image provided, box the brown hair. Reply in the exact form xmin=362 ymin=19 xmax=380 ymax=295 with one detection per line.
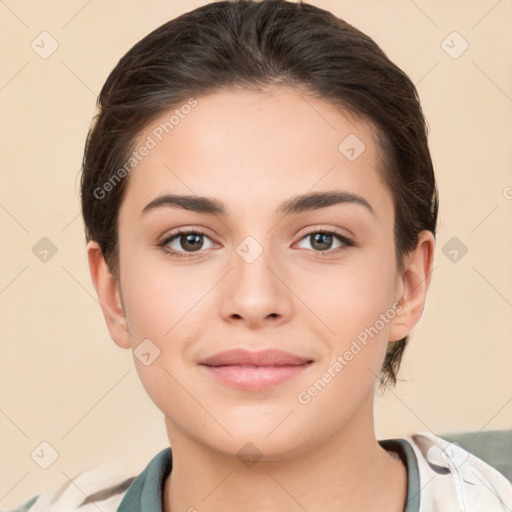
xmin=80 ymin=0 xmax=438 ymax=391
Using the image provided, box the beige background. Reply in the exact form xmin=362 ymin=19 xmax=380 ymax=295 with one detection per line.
xmin=1 ymin=0 xmax=511 ymax=508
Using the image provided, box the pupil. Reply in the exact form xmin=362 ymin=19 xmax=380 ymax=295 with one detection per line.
xmin=313 ymin=233 xmax=331 ymax=250
xmin=183 ymin=233 xmax=203 ymax=251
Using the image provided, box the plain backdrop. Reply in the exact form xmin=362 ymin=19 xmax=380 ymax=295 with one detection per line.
xmin=1 ymin=0 xmax=511 ymax=508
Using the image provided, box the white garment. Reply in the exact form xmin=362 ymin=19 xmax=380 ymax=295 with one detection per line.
xmin=409 ymin=432 xmax=512 ymax=511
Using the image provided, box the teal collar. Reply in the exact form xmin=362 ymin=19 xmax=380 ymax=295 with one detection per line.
xmin=118 ymin=438 xmax=420 ymax=512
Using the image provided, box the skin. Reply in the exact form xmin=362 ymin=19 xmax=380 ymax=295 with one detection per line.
xmin=87 ymin=85 xmax=435 ymax=512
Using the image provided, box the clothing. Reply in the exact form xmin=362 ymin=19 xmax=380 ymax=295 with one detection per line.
xmin=5 ymin=432 xmax=512 ymax=511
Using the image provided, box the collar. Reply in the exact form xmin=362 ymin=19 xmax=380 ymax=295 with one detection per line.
xmin=118 ymin=438 xmax=420 ymax=512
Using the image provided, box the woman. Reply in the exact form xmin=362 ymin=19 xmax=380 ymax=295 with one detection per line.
xmin=10 ymin=0 xmax=512 ymax=510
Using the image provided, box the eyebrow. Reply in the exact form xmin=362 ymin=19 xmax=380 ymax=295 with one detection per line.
xmin=141 ymin=190 xmax=375 ymax=218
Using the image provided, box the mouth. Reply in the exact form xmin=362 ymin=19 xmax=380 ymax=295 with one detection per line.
xmin=198 ymin=348 xmax=314 ymax=391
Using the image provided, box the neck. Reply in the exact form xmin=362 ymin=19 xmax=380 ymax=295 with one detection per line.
xmin=162 ymin=395 xmax=407 ymax=512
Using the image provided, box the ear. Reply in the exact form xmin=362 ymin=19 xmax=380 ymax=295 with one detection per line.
xmin=388 ymin=230 xmax=436 ymax=342
xmin=86 ymin=240 xmax=131 ymax=349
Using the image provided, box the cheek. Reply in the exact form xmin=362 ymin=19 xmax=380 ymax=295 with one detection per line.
xmin=300 ymin=254 xmax=398 ymax=395
xmin=121 ymin=258 xmax=211 ymax=342
xmin=296 ymin=272 xmax=397 ymax=420
xmin=121 ymin=267 xmax=208 ymax=416
xmin=297 ymin=252 xmax=397 ymax=339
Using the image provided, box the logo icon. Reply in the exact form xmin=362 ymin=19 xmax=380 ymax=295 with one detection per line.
xmin=31 ymin=32 xmax=59 ymax=59
xmin=32 ymin=237 xmax=58 ymax=263
xmin=134 ymin=339 xmax=161 ymax=366
xmin=442 ymin=237 xmax=468 ymax=263
xmin=31 ymin=441 xmax=59 ymax=469
xmin=441 ymin=32 xmax=469 ymax=59
xmin=339 ymin=134 xmax=366 ymax=162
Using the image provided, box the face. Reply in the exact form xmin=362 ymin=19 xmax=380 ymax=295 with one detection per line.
xmin=94 ymin=86 xmax=419 ymax=460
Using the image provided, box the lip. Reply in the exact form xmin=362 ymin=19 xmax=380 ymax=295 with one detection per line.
xmin=199 ymin=349 xmax=314 ymax=391
xmin=199 ymin=348 xmax=312 ymax=367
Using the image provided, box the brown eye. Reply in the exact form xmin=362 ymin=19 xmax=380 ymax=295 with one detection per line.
xmin=159 ymin=230 xmax=216 ymax=257
xmin=296 ymin=230 xmax=353 ymax=254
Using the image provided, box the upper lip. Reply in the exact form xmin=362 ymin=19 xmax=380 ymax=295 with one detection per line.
xmin=199 ymin=349 xmax=313 ymax=367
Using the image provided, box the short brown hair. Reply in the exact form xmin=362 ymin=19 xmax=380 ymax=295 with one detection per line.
xmin=80 ymin=0 xmax=438 ymax=391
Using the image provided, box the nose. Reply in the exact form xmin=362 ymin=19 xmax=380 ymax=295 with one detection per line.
xmin=218 ymin=237 xmax=293 ymax=329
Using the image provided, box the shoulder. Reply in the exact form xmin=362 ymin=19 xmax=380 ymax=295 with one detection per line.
xmin=5 ymin=448 xmax=173 ymax=512
xmin=404 ymin=431 xmax=512 ymax=512
xmin=4 ymin=463 xmax=137 ymax=512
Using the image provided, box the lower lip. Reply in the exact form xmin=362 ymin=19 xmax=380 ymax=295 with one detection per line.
xmin=200 ymin=363 xmax=313 ymax=391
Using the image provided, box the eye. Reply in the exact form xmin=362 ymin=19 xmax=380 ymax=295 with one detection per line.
xmin=158 ymin=228 xmax=354 ymax=259
xmin=295 ymin=230 xmax=353 ymax=255
xmin=159 ymin=230 xmax=216 ymax=257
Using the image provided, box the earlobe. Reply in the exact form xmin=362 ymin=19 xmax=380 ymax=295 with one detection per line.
xmin=86 ymin=241 xmax=131 ymax=349
xmin=388 ymin=231 xmax=436 ymax=342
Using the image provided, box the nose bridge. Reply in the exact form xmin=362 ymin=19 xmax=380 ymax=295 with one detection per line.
xmin=233 ymin=232 xmax=280 ymax=293
xmin=219 ymin=230 xmax=291 ymax=324
xmin=229 ymin=206 xmax=278 ymax=273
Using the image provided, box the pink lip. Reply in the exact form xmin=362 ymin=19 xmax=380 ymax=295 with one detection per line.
xmin=199 ymin=349 xmax=313 ymax=391
xmin=199 ymin=348 xmax=312 ymax=366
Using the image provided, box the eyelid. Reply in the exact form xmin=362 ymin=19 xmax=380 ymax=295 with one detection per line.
xmin=295 ymin=224 xmax=354 ymax=242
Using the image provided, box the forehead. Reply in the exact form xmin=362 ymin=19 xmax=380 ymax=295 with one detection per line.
xmin=118 ymin=86 xmax=392 ymax=221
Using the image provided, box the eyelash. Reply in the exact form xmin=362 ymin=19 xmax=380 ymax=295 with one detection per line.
xmin=158 ymin=228 xmax=354 ymax=259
